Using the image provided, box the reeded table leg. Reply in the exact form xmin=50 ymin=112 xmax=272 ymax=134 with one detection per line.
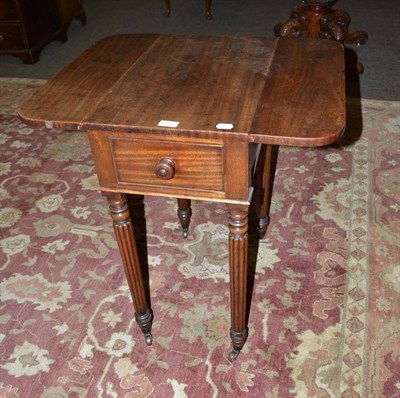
xmin=227 ymin=204 xmax=249 ymax=361
xmin=105 ymin=192 xmax=153 ymax=345
xmin=256 ymin=144 xmax=274 ymax=239
xmin=177 ymin=198 xmax=192 ymax=238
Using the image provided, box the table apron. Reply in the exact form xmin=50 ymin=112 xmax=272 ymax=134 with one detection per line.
xmin=87 ymin=130 xmax=260 ymax=204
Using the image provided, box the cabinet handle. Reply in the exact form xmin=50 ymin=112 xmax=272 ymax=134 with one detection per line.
xmin=154 ymin=158 xmax=175 ymax=180
xmin=0 ymin=35 xmax=3 ymax=41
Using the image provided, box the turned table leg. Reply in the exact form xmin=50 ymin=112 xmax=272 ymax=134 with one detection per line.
xmin=177 ymin=198 xmax=192 ymax=238
xmin=256 ymin=144 xmax=275 ymax=239
xmin=205 ymin=0 xmax=212 ymax=19
xmin=164 ymin=0 xmax=171 ymax=16
xmin=227 ymin=205 xmax=249 ymax=361
xmin=105 ymin=192 xmax=153 ymax=345
xmin=164 ymin=0 xmax=212 ymax=18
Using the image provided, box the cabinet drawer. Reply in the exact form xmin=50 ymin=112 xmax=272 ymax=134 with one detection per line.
xmin=110 ymin=137 xmax=224 ymax=192
xmin=0 ymin=25 xmax=24 ymax=50
xmin=0 ymin=0 xmax=17 ymax=20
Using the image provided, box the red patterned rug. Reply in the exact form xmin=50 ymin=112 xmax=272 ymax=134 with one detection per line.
xmin=0 ymin=78 xmax=399 ymax=398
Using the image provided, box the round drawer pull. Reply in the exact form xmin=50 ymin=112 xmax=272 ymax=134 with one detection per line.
xmin=154 ymin=157 xmax=175 ymax=180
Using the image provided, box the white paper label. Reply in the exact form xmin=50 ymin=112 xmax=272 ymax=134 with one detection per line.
xmin=158 ymin=120 xmax=180 ymax=128
xmin=216 ymin=123 xmax=234 ymax=130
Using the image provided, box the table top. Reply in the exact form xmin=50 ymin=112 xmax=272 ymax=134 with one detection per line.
xmin=19 ymin=34 xmax=345 ymax=147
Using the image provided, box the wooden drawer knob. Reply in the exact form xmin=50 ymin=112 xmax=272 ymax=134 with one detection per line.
xmin=154 ymin=157 xmax=175 ymax=180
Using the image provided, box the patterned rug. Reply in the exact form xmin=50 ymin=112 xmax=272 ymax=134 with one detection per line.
xmin=0 ymin=77 xmax=399 ymax=398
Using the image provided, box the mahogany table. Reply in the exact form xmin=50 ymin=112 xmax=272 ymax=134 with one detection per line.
xmin=19 ymin=34 xmax=345 ymax=361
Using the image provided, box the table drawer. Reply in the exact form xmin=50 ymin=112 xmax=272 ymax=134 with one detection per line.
xmin=0 ymin=0 xmax=17 ymax=21
xmin=0 ymin=25 xmax=24 ymax=50
xmin=110 ymin=137 xmax=224 ymax=192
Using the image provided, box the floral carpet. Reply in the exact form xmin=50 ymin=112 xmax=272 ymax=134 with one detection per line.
xmin=0 ymin=77 xmax=399 ymax=398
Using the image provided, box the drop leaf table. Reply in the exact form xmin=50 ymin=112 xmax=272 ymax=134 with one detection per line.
xmin=19 ymin=34 xmax=345 ymax=361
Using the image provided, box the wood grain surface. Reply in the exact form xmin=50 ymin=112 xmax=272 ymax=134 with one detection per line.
xmin=249 ymin=38 xmax=346 ymax=146
xmin=19 ymin=34 xmax=345 ymax=147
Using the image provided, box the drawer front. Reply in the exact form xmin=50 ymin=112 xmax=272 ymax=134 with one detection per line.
xmin=0 ymin=25 xmax=24 ymax=50
xmin=111 ymin=137 xmax=224 ymax=192
xmin=0 ymin=0 xmax=17 ymax=21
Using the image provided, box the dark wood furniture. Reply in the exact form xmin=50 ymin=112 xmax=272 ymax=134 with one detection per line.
xmin=19 ymin=34 xmax=345 ymax=361
xmin=274 ymin=0 xmax=368 ymax=74
xmin=164 ymin=0 xmax=212 ymax=19
xmin=0 ymin=0 xmax=67 ymax=63
xmin=56 ymin=0 xmax=86 ymax=29
xmin=0 ymin=0 xmax=86 ymax=64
